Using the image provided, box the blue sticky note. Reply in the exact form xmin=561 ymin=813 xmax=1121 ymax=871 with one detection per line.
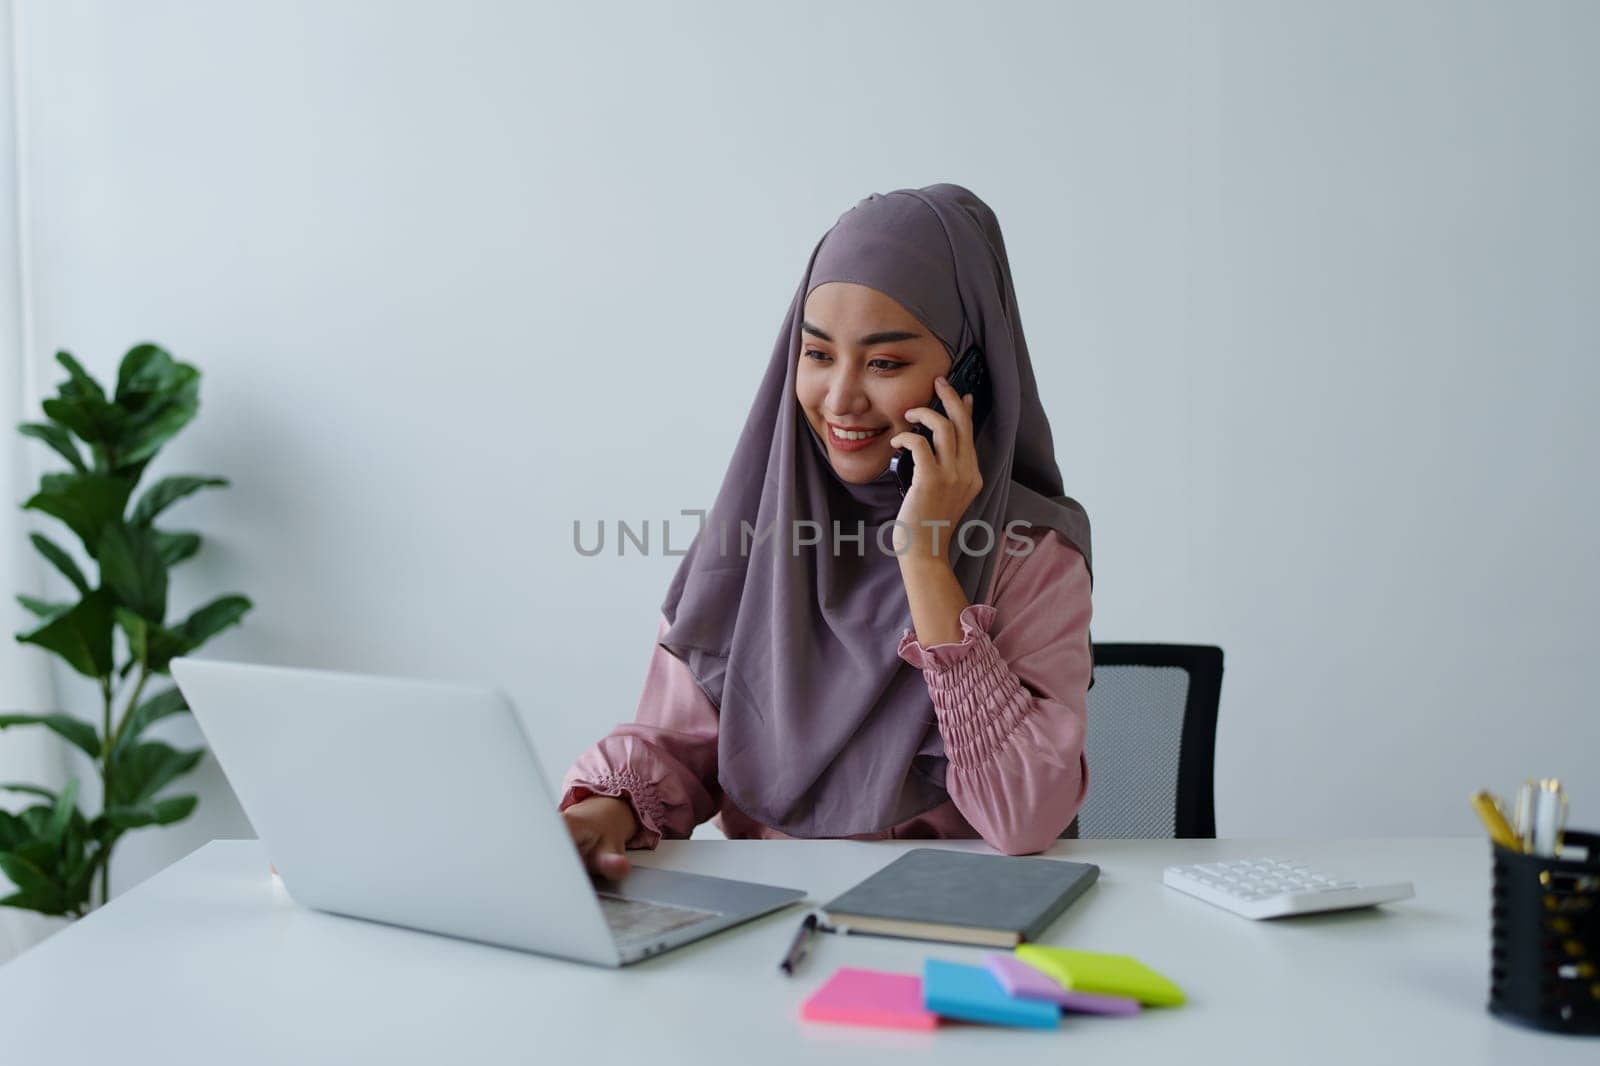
xmin=922 ymin=958 xmax=1060 ymax=1029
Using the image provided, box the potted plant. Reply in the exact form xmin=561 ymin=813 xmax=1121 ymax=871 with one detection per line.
xmin=1 ymin=344 xmax=251 ymax=918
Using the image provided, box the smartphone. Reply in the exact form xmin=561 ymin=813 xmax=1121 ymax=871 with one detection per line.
xmin=890 ymin=343 xmax=993 ymax=497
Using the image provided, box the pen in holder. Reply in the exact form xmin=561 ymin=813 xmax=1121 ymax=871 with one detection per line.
xmin=1490 ymin=829 xmax=1600 ymax=1034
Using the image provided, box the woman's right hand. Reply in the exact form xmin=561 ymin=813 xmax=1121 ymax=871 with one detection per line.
xmin=561 ymin=795 xmax=639 ymax=880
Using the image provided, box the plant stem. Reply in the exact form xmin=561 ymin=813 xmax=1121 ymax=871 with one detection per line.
xmin=107 ymin=667 xmax=151 ymax=759
xmin=79 ymin=834 xmax=117 ymax=916
xmin=99 ymin=674 xmax=114 ymax=907
xmin=95 ymin=665 xmax=148 ymax=909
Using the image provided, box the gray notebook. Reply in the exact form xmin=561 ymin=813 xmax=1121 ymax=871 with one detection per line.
xmin=820 ymin=848 xmax=1099 ymax=948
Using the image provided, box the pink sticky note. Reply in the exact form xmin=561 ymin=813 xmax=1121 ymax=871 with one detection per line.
xmin=984 ymin=954 xmax=1142 ymax=1017
xmin=800 ymin=966 xmax=940 ymax=1031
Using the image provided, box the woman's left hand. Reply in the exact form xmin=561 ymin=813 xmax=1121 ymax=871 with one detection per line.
xmin=888 ymin=377 xmax=983 ymax=566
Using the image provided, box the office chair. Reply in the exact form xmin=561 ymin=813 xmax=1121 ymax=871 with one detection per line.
xmin=1074 ymin=643 xmax=1224 ymax=839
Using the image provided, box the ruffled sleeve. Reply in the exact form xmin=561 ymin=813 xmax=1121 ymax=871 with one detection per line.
xmin=559 ymin=616 xmax=724 ymax=849
xmin=897 ymin=530 xmax=1093 ymax=855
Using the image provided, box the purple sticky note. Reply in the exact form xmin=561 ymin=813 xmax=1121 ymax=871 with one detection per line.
xmin=984 ymin=954 xmax=1142 ymax=1017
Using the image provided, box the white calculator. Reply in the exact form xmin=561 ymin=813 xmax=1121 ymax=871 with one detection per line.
xmin=1163 ymin=857 xmax=1415 ymax=920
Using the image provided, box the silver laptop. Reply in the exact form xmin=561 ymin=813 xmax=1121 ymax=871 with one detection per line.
xmin=169 ymin=657 xmax=806 ymax=966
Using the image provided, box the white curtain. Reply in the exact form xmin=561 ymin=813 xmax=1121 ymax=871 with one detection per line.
xmin=0 ymin=0 xmax=66 ymax=964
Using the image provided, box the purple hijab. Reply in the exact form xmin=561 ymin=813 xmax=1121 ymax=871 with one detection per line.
xmin=660 ymin=183 xmax=1091 ymax=837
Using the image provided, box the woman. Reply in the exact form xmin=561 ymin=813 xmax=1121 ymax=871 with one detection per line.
xmin=561 ymin=184 xmax=1093 ymax=879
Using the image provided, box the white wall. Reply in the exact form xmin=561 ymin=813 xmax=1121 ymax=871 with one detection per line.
xmin=8 ymin=0 xmax=1597 ymax=892
xmin=1 ymin=0 xmax=72 ymax=959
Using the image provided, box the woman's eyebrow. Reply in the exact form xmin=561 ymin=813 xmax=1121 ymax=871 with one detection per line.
xmin=801 ymin=321 xmax=923 ymax=346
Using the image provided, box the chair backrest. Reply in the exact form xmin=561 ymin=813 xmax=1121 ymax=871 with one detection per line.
xmin=1075 ymin=643 xmax=1224 ymax=839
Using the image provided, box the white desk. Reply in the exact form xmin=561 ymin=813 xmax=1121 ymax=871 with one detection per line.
xmin=1 ymin=836 xmax=1590 ymax=1063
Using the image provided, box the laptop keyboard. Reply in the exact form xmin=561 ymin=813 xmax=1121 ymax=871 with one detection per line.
xmin=597 ymin=895 xmax=719 ymax=946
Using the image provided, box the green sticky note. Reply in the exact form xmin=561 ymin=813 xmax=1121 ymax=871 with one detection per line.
xmin=1014 ymin=945 xmax=1185 ymax=1007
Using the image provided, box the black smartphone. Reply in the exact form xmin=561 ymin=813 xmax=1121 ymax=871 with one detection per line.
xmin=890 ymin=343 xmax=993 ymax=497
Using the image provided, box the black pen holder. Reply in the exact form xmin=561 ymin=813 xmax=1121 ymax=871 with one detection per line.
xmin=1490 ymin=829 xmax=1600 ymax=1035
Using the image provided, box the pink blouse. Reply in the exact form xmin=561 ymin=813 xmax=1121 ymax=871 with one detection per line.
xmin=559 ymin=526 xmax=1093 ymax=856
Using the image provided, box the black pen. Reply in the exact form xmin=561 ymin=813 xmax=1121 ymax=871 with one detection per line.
xmin=779 ymin=912 xmax=821 ymax=975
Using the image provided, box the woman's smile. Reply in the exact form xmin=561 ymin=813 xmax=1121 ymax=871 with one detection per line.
xmin=827 ymin=422 xmax=891 ymax=452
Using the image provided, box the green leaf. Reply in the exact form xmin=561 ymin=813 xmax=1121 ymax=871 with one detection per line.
xmin=16 ymin=594 xmax=65 ymax=618
xmin=178 ymin=595 xmax=252 ymax=651
xmin=0 ymin=892 xmax=62 ymax=913
xmin=17 ymin=809 xmax=54 ymax=847
xmin=109 ymin=741 xmax=203 ymax=806
xmin=54 ymin=351 xmax=106 ymax=402
xmin=45 ymin=778 xmax=80 ymax=845
xmin=0 ymin=712 xmax=101 ymax=759
xmin=113 ymin=687 xmax=188 ymax=755
xmin=0 ymin=852 xmax=65 ymax=914
xmin=0 ymin=809 xmax=26 ymax=849
xmin=41 ymin=395 xmax=130 ymax=452
xmin=15 ymin=588 xmax=115 ymax=678
xmin=59 ymin=830 xmax=90 ymax=903
xmin=121 ymin=400 xmax=198 ymax=469
xmin=22 ymin=472 xmax=134 ymax=559
xmin=113 ymin=609 xmax=187 ymax=674
xmin=98 ymin=523 xmax=168 ymax=621
xmin=102 ymin=794 xmax=197 ymax=830
xmin=60 ymin=829 xmax=95 ymax=909
xmin=0 ymin=783 xmax=56 ymax=801
xmin=118 ymin=592 xmax=246 ymax=679
xmin=18 ymin=421 xmax=87 ymax=474
xmin=114 ymin=606 xmax=147 ymax=663
xmin=130 ymin=476 xmax=227 ymax=527
xmin=150 ymin=792 xmax=197 ymax=826
xmin=155 ymin=530 xmax=201 ymax=567
xmin=115 ymin=344 xmax=183 ymax=410
xmin=120 ymin=366 xmax=199 ymax=470
xmin=28 ymin=532 xmax=91 ymax=594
